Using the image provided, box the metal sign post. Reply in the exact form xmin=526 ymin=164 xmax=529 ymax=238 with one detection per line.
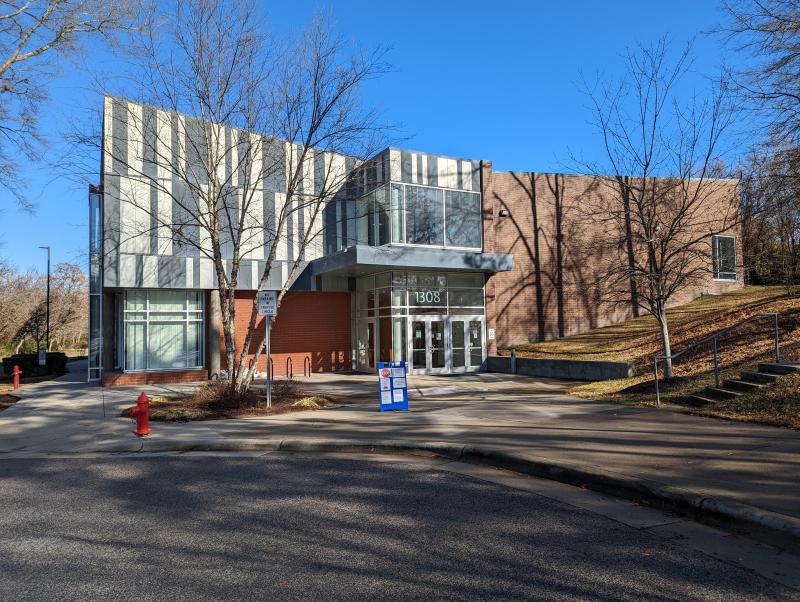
xmin=257 ymin=290 xmax=278 ymax=408
xmin=265 ymin=316 xmax=272 ymax=407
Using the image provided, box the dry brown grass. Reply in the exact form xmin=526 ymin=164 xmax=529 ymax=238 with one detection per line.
xmin=514 ymin=286 xmax=800 ymax=428
xmin=504 ymin=286 xmax=799 ymax=371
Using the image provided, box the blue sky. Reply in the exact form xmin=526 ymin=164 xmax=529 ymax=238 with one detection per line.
xmin=0 ymin=1 xmax=734 ymax=271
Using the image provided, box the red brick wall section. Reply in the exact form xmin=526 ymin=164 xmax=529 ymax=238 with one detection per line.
xmin=102 ymin=369 xmax=208 ymax=387
xmin=222 ymin=291 xmax=351 ymax=377
xmin=482 ymin=162 xmax=743 ymax=352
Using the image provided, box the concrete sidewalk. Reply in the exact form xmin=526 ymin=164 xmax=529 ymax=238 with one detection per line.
xmin=2 ymin=362 xmax=800 ymax=542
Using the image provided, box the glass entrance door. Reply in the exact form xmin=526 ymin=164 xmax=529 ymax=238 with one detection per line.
xmin=408 ymin=316 xmax=484 ymax=374
xmin=449 ymin=317 xmax=485 ymax=373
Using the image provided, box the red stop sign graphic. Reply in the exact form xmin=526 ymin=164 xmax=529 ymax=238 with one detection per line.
xmin=380 ymin=368 xmax=391 ymax=378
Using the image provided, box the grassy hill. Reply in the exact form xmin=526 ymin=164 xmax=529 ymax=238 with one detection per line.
xmin=501 ymin=286 xmax=800 ymax=428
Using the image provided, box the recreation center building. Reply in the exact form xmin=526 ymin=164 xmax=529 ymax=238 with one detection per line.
xmin=88 ymin=97 xmax=742 ymax=385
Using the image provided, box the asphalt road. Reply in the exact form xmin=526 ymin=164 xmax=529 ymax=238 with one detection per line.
xmin=0 ymin=455 xmax=794 ymax=601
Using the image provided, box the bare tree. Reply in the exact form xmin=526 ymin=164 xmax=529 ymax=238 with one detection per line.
xmin=94 ymin=0 xmax=386 ymax=395
xmin=0 ymin=260 xmax=87 ymax=354
xmin=0 ymin=0 xmax=138 ymax=207
xmin=582 ymin=39 xmax=740 ymax=378
xmin=739 ymin=143 xmax=800 ymax=290
xmin=721 ymin=0 xmax=800 ymax=143
xmin=46 ymin=262 xmax=87 ymax=350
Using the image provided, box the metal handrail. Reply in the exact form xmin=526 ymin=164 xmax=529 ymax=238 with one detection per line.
xmin=653 ymin=312 xmax=780 ymax=406
xmin=304 ymin=356 xmax=311 ymax=377
xmin=269 ymin=357 xmax=274 ymax=382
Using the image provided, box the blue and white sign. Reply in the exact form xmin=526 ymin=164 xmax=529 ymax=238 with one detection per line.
xmin=377 ymin=361 xmax=408 ymax=412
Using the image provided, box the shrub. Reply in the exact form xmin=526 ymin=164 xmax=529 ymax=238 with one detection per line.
xmin=1 ymin=352 xmax=68 ymax=378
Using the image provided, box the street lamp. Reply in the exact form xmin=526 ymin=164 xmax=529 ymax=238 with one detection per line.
xmin=38 ymin=245 xmax=50 ymax=352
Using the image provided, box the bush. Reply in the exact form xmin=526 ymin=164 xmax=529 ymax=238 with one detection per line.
xmin=1 ymin=352 xmax=68 ymax=378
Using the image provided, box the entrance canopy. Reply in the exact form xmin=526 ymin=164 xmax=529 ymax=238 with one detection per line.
xmin=307 ymin=245 xmax=513 ymax=278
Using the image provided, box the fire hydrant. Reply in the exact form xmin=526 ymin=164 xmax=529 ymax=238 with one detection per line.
xmin=12 ymin=365 xmax=21 ymax=391
xmin=128 ymin=392 xmax=151 ymax=437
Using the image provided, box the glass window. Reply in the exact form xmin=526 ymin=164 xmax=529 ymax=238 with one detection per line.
xmin=405 ymin=185 xmax=444 ymax=246
xmin=375 ymin=185 xmax=390 ymax=245
xmin=447 ymin=273 xmax=484 ymax=289
xmin=408 ymin=287 xmax=447 ymax=308
xmin=452 ymin=320 xmax=465 ymax=368
xmin=469 ymin=320 xmax=483 ymax=367
xmin=445 ymin=191 xmax=482 ymax=248
xmin=449 ymin=288 xmax=484 ymax=308
xmin=148 ymin=322 xmax=187 ymax=369
xmin=391 ymin=184 xmax=404 ymax=243
xmin=356 ymin=192 xmax=371 ymax=245
xmin=125 ymin=290 xmax=147 ymax=311
xmin=392 ymin=317 xmax=407 ymax=362
xmin=149 ymin=290 xmax=187 ymax=312
xmin=125 ymin=322 xmax=146 ymax=371
xmin=713 ymin=235 xmax=736 ymax=280
xmin=430 ymin=320 xmax=445 ymax=368
xmin=411 ymin=320 xmax=426 ymax=369
xmin=123 ymin=290 xmax=204 ymax=371
xmin=379 ymin=318 xmax=393 ymax=362
xmin=375 ymin=272 xmax=391 ymax=288
xmin=188 ymin=291 xmax=203 ymax=311
xmin=408 ymin=272 xmax=447 ymax=288
xmin=377 ymin=288 xmax=391 ymax=308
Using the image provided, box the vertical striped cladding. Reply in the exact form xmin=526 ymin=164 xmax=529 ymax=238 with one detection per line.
xmin=394 ymin=148 xmax=480 ymax=192
xmin=101 ymin=96 xmax=343 ymax=291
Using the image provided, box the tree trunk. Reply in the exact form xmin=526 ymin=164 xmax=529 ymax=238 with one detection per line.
xmin=658 ymin=307 xmax=674 ymax=379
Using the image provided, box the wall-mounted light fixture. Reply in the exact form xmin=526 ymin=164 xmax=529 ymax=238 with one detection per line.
xmin=498 ymin=209 xmax=510 ymax=217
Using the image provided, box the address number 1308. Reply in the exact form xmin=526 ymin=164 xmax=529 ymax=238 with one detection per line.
xmin=414 ymin=290 xmax=442 ymax=304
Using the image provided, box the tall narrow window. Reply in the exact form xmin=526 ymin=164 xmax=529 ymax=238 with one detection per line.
xmin=390 ymin=184 xmax=404 ymax=243
xmin=712 ymin=235 xmax=736 ymax=280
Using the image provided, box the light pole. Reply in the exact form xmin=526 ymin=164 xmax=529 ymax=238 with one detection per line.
xmin=38 ymin=245 xmax=50 ymax=351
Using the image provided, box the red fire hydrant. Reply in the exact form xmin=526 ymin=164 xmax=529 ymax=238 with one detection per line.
xmin=12 ymin=365 xmax=22 ymax=391
xmin=128 ymin=392 xmax=151 ymax=437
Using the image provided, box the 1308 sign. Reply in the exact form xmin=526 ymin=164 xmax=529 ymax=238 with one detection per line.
xmin=413 ymin=290 xmax=444 ymax=304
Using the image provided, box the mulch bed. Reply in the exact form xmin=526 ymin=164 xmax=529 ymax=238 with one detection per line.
xmin=0 ymin=394 xmax=20 ymax=412
xmin=120 ymin=382 xmax=337 ymax=422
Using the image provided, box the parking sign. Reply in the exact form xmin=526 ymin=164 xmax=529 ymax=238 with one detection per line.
xmin=257 ymin=290 xmax=278 ymax=316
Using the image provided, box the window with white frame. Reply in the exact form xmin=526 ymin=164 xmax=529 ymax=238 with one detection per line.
xmin=712 ymin=235 xmax=736 ymax=280
xmin=123 ymin=290 xmax=204 ymax=371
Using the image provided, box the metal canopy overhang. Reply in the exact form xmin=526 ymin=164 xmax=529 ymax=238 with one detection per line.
xmin=307 ymin=245 xmax=514 ymax=278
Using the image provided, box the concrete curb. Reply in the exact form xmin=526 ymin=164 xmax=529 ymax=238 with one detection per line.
xmin=90 ymin=435 xmax=800 ymax=550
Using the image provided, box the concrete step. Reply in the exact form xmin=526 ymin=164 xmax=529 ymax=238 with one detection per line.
xmin=688 ymin=394 xmax=716 ymax=407
xmin=758 ymin=363 xmax=799 ymax=376
xmin=741 ymin=370 xmax=780 ymax=384
xmin=724 ymin=379 xmax=766 ymax=393
xmin=704 ymin=387 xmax=743 ymax=401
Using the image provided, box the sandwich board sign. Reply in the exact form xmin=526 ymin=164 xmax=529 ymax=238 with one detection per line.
xmin=377 ymin=361 xmax=408 ymax=412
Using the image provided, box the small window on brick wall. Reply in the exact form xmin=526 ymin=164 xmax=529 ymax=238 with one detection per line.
xmin=712 ymin=235 xmax=736 ymax=280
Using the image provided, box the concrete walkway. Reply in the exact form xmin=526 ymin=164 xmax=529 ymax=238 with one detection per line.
xmin=2 ymin=361 xmax=800 ymax=530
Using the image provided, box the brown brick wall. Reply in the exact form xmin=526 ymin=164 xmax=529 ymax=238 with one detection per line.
xmin=482 ymin=162 xmax=743 ymax=352
xmin=222 ymin=291 xmax=351 ymax=377
xmin=102 ymin=369 xmax=208 ymax=387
